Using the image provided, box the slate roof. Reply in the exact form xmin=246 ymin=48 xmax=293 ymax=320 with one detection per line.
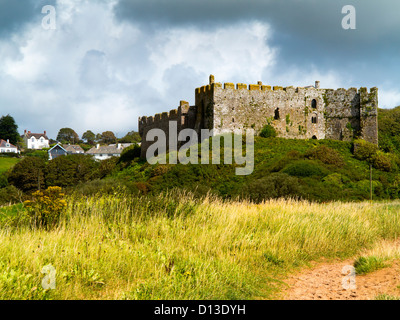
xmin=63 ymin=145 xmax=85 ymax=153
xmin=0 ymin=139 xmax=18 ymax=149
xmin=86 ymin=145 xmax=123 ymax=155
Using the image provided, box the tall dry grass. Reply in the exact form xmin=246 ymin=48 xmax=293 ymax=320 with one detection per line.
xmin=0 ymin=192 xmax=399 ymax=300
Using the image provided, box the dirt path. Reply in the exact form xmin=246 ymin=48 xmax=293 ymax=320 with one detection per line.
xmin=281 ymin=259 xmax=400 ymax=300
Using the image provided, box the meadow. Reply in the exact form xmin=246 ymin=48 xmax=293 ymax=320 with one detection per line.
xmin=1 ymin=191 xmax=400 ymax=300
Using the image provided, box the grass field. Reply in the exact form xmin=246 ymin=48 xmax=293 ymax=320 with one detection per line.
xmin=0 ymin=192 xmax=400 ymax=300
xmin=0 ymin=157 xmax=19 ymax=174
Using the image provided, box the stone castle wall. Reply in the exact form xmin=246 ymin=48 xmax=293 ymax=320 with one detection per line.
xmin=139 ymin=75 xmax=378 ymax=158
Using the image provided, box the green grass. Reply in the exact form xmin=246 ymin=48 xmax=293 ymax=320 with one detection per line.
xmin=0 ymin=157 xmax=19 ymax=174
xmin=353 ymin=256 xmax=388 ymax=275
xmin=1 ymin=192 xmax=400 ymax=300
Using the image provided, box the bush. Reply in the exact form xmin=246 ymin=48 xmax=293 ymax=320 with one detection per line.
xmin=8 ymin=157 xmax=46 ymax=192
xmin=305 ymin=145 xmax=344 ymax=167
xmin=259 ymin=125 xmax=277 ymax=138
xmin=0 ymin=185 xmax=22 ymax=206
xmin=353 ymin=139 xmax=378 ymax=162
xmin=244 ymin=173 xmax=301 ymax=202
xmin=118 ymin=144 xmax=141 ymax=163
xmin=372 ymin=151 xmax=392 ymax=172
xmin=23 ymin=186 xmax=67 ymax=230
xmin=282 ymin=160 xmax=328 ymax=178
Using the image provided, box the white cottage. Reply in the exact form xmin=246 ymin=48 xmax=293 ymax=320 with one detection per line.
xmin=86 ymin=144 xmax=124 ymax=161
xmin=22 ymin=130 xmax=50 ymax=149
xmin=0 ymin=139 xmax=19 ymax=154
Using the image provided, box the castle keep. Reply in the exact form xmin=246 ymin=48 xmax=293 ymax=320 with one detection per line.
xmin=139 ymin=75 xmax=378 ymax=158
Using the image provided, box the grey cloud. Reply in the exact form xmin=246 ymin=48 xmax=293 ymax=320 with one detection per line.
xmin=114 ymin=0 xmax=400 ymax=89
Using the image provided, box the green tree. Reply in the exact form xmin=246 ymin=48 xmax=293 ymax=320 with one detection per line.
xmin=0 ymin=114 xmax=20 ymax=145
xmin=8 ymin=157 xmax=46 ymax=192
xmin=82 ymin=130 xmax=96 ymax=145
xmin=45 ymin=154 xmax=99 ymax=187
xmin=57 ymin=128 xmax=80 ymax=144
xmin=101 ymin=131 xmax=117 ymax=144
xmin=119 ymin=131 xmax=141 ymax=143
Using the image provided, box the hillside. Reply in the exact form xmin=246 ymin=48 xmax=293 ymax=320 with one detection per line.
xmin=109 ymin=136 xmax=398 ymax=202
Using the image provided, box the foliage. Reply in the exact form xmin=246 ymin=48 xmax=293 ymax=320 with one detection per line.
xmin=118 ymin=144 xmax=141 ymax=164
xmin=282 ymin=160 xmax=328 ymax=178
xmin=23 ymin=186 xmax=67 ymax=230
xmin=259 ymin=124 xmax=277 ymax=138
xmin=56 ymin=128 xmax=80 ymax=144
xmin=82 ymin=130 xmax=96 ymax=145
xmin=45 ymin=154 xmax=99 ymax=187
xmin=353 ymin=139 xmax=379 ymax=162
xmin=243 ymin=173 xmax=300 ymax=202
xmin=119 ymin=131 xmax=141 ymax=144
xmin=8 ymin=157 xmax=46 ymax=192
xmin=0 ymin=114 xmax=20 ymax=145
xmin=100 ymin=131 xmax=117 ymax=144
xmin=305 ymin=145 xmax=344 ymax=167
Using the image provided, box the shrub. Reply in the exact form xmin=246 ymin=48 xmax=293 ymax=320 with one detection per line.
xmin=305 ymin=145 xmax=344 ymax=167
xmin=118 ymin=144 xmax=141 ymax=163
xmin=372 ymin=151 xmax=392 ymax=172
xmin=259 ymin=125 xmax=277 ymax=138
xmin=8 ymin=157 xmax=46 ymax=192
xmin=23 ymin=186 xmax=67 ymax=230
xmin=353 ymin=139 xmax=378 ymax=162
xmin=244 ymin=173 xmax=301 ymax=202
xmin=282 ymin=160 xmax=328 ymax=178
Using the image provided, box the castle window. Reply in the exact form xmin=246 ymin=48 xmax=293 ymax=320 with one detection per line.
xmin=312 ymin=116 xmax=318 ymax=124
xmin=274 ymin=108 xmax=280 ymax=120
xmin=312 ymin=99 xmax=317 ymax=109
xmin=232 ymin=118 xmax=235 ymax=123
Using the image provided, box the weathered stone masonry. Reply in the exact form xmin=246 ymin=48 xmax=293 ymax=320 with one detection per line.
xmin=139 ymin=75 xmax=378 ymax=158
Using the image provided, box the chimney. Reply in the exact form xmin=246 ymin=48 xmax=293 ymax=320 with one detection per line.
xmin=7 ymin=139 xmax=9 ymax=143
xmin=315 ymin=81 xmax=320 ymax=89
xmin=258 ymin=81 xmax=263 ymax=86
xmin=96 ymin=144 xmax=100 ymax=149
xmin=117 ymin=144 xmax=122 ymax=150
xmin=44 ymin=131 xmax=47 ymax=136
xmin=24 ymin=129 xmax=27 ymax=134
xmin=28 ymin=131 xmax=31 ymax=134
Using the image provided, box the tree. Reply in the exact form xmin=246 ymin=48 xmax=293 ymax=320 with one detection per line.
xmin=119 ymin=131 xmax=141 ymax=143
xmin=56 ymin=128 xmax=80 ymax=144
xmin=45 ymin=154 xmax=99 ymax=187
xmin=82 ymin=130 xmax=96 ymax=145
xmin=0 ymin=114 xmax=20 ymax=145
xmin=8 ymin=157 xmax=46 ymax=192
xmin=101 ymin=131 xmax=117 ymax=144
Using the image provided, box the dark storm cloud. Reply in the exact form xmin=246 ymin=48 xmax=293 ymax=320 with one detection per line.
xmin=114 ymin=0 xmax=400 ymax=87
xmin=0 ymin=0 xmax=57 ymax=38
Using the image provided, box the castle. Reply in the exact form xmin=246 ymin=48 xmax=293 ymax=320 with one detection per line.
xmin=139 ymin=75 xmax=378 ymax=158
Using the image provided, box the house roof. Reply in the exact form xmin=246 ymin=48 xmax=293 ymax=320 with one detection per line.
xmin=86 ymin=145 xmax=123 ymax=155
xmin=0 ymin=139 xmax=17 ymax=149
xmin=48 ymin=144 xmax=68 ymax=153
xmin=24 ymin=132 xmax=49 ymax=140
xmin=63 ymin=145 xmax=85 ymax=153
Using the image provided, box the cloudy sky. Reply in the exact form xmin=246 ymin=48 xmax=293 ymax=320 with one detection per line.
xmin=0 ymin=0 xmax=399 ymax=139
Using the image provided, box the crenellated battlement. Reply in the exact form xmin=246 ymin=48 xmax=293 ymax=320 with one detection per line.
xmin=139 ymin=74 xmax=378 ymax=157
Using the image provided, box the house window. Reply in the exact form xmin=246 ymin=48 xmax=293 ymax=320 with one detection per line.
xmin=41 ymin=138 xmax=44 ymax=143
xmin=32 ymin=137 xmax=35 ymax=142
xmin=274 ymin=108 xmax=280 ymax=120
xmin=312 ymin=99 xmax=317 ymax=109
